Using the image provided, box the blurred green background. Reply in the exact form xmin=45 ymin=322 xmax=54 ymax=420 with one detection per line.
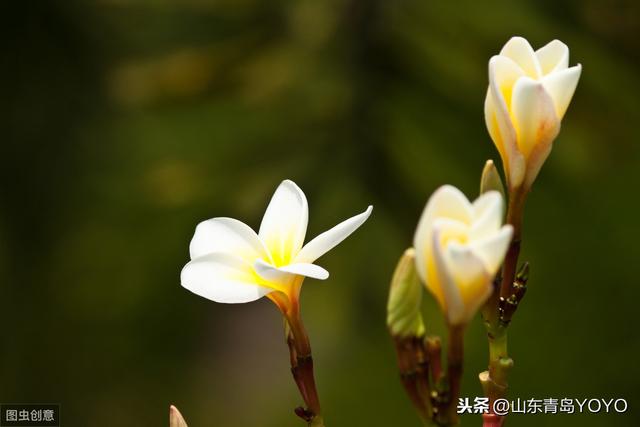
xmin=1 ymin=1 xmax=639 ymax=426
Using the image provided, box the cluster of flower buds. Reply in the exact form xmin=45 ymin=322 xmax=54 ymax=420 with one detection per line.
xmin=388 ymin=36 xmax=581 ymax=426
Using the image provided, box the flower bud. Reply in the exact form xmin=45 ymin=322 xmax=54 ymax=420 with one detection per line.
xmin=387 ymin=248 xmax=425 ymax=338
xmin=480 ymin=160 xmax=505 ymax=200
xmin=413 ymin=186 xmax=513 ymax=325
xmin=169 ymin=406 xmax=188 ymax=427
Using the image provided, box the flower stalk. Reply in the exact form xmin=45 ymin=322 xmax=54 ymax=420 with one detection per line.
xmin=425 ymin=336 xmax=443 ymax=388
xmin=435 ymin=325 xmax=464 ymax=427
xmin=393 ymin=336 xmax=432 ymax=424
xmin=286 ymin=309 xmax=323 ymax=425
xmin=481 ymin=413 xmax=504 ymax=427
xmin=393 ymin=332 xmax=470 ymax=427
xmin=273 ymin=285 xmax=324 ymax=426
xmin=499 ymin=186 xmax=527 ymax=304
xmin=480 ymin=184 xmax=530 ymax=427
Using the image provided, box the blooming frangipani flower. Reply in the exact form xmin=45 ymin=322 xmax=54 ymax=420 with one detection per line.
xmin=181 ymin=179 xmax=372 ymax=314
xmin=485 ymin=36 xmax=582 ymax=190
xmin=413 ymin=185 xmax=513 ymax=326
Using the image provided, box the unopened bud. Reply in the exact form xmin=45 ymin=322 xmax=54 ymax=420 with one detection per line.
xmin=387 ymin=248 xmax=425 ymax=338
xmin=170 ymin=405 xmax=188 ymax=427
xmin=480 ymin=160 xmax=506 ymax=200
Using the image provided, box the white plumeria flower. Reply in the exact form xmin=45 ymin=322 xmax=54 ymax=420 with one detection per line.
xmin=413 ymin=185 xmax=513 ymax=325
xmin=181 ymin=180 xmax=372 ymax=308
xmin=485 ymin=36 xmax=582 ymax=190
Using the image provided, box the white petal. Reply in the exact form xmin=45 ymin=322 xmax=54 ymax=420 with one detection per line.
xmin=499 ymin=36 xmax=542 ymax=78
xmin=254 ymin=259 xmax=329 ymax=281
xmin=472 ymin=190 xmax=503 ymax=217
xmin=415 ymin=217 xmax=467 ymax=315
xmin=189 ymin=217 xmax=271 ymax=262
xmin=295 ymin=205 xmax=373 ymax=264
xmin=470 ymin=191 xmax=503 ymax=241
xmin=418 ymin=186 xmax=473 ymax=228
xmin=281 ymin=263 xmax=329 ymax=280
xmin=484 ymin=89 xmax=507 ymax=160
xmin=486 ymin=56 xmax=526 ymax=187
xmin=469 ymin=225 xmax=513 ymax=274
xmin=414 ymin=185 xmax=472 ymax=282
xmin=259 ymin=180 xmax=309 ymax=265
xmin=541 ymin=64 xmax=582 ymax=120
xmin=511 ymin=77 xmax=560 ymax=158
xmin=524 ymin=138 xmax=554 ymax=190
xmin=488 ymin=55 xmax=525 ymax=112
xmin=445 ymin=242 xmax=492 ymax=325
xmin=181 ymin=253 xmax=271 ymax=304
xmin=535 ymin=39 xmax=569 ymax=75
xmin=431 ymin=226 xmax=464 ymax=325
xmin=446 ymin=243 xmax=488 ymax=290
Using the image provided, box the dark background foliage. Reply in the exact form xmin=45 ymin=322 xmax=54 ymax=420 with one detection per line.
xmin=1 ymin=1 xmax=639 ymax=426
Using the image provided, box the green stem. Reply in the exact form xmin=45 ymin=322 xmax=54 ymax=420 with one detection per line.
xmin=480 ymin=185 xmax=528 ymax=425
xmin=480 ymin=315 xmax=512 ymax=427
xmin=487 ymin=326 xmax=511 ymax=389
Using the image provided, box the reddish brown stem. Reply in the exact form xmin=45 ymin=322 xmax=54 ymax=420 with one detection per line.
xmin=443 ymin=325 xmax=464 ymax=425
xmin=425 ymin=336 xmax=443 ymax=385
xmin=433 ymin=325 xmax=464 ymax=426
xmin=393 ymin=336 xmax=431 ymax=422
xmin=286 ymin=300 xmax=322 ymax=420
xmin=499 ymin=187 xmax=527 ymax=302
xmin=287 ymin=331 xmax=310 ymax=405
xmin=482 ymin=413 xmax=504 ymax=427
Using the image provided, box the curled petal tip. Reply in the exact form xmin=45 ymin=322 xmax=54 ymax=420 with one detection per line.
xmin=294 ymin=203 xmax=373 ymax=264
xmin=254 ymin=259 xmax=330 ymax=281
